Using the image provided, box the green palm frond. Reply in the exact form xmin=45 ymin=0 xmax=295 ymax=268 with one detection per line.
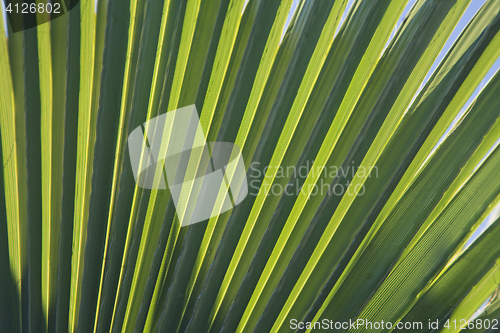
xmin=1 ymin=0 xmax=500 ymax=332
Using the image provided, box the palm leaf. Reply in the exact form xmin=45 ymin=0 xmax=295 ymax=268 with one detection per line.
xmin=1 ymin=0 xmax=500 ymax=332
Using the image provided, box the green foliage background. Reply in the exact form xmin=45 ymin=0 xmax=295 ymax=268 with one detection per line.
xmin=1 ymin=0 xmax=500 ymax=332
